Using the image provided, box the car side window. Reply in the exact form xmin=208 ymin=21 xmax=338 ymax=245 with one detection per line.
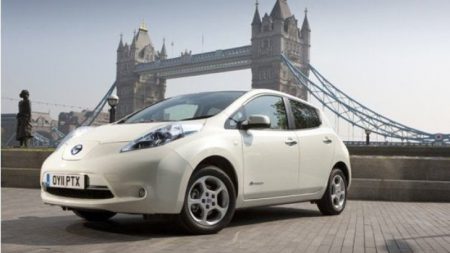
xmin=226 ymin=95 xmax=288 ymax=130
xmin=289 ymin=99 xmax=321 ymax=129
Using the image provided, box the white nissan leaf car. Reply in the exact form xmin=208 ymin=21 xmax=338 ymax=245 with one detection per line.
xmin=41 ymin=89 xmax=351 ymax=234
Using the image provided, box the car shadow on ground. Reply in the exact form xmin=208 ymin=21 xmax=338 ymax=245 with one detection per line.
xmin=1 ymin=206 xmax=322 ymax=246
xmin=230 ymin=206 xmax=321 ymax=227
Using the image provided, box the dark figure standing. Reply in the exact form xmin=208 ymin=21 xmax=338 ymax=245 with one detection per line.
xmin=16 ymin=90 xmax=33 ymax=147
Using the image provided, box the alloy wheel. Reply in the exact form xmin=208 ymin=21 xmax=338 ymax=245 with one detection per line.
xmin=187 ymin=175 xmax=230 ymax=226
xmin=330 ymin=174 xmax=346 ymax=211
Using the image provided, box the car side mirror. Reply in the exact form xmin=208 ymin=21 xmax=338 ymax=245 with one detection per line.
xmin=240 ymin=115 xmax=271 ymax=130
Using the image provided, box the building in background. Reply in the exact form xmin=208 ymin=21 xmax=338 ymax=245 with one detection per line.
xmin=58 ymin=110 xmax=108 ymax=135
xmin=2 ymin=112 xmax=58 ymax=147
xmin=115 ymin=0 xmax=310 ymax=118
xmin=1 ymin=110 xmax=109 ymax=147
xmin=1 ymin=114 xmax=18 ymax=146
xmin=115 ymin=23 xmax=167 ymax=119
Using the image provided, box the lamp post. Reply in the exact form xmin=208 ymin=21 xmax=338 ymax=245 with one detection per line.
xmin=365 ymin=129 xmax=371 ymax=145
xmin=107 ymin=95 xmax=119 ymax=123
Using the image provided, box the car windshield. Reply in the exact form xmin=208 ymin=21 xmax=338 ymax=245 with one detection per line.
xmin=122 ymin=91 xmax=245 ymax=124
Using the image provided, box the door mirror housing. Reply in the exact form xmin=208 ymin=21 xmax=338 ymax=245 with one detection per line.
xmin=240 ymin=115 xmax=271 ymax=130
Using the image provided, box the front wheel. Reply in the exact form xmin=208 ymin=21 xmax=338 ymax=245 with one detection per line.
xmin=317 ymin=168 xmax=347 ymax=215
xmin=178 ymin=166 xmax=236 ymax=234
xmin=73 ymin=209 xmax=116 ymax=222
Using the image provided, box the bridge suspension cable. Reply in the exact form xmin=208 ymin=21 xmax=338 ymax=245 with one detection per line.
xmin=1 ymin=97 xmax=89 ymax=110
xmin=281 ymin=54 xmax=450 ymax=144
xmin=80 ymin=82 xmax=117 ymax=126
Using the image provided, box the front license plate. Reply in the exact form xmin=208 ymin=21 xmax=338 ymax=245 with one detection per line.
xmin=45 ymin=173 xmax=85 ymax=189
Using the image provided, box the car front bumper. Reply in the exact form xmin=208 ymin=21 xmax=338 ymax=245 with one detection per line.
xmin=40 ymin=142 xmax=193 ymax=214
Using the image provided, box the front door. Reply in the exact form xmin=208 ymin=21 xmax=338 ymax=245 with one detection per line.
xmin=238 ymin=95 xmax=299 ymax=199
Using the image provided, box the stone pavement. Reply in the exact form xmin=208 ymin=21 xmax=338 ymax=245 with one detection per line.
xmin=2 ymin=188 xmax=449 ymax=253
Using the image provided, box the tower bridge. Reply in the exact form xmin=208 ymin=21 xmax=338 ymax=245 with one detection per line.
xmin=115 ymin=0 xmax=310 ymax=119
xmin=80 ymin=0 xmax=449 ymax=145
xmin=134 ymin=46 xmax=252 ymax=79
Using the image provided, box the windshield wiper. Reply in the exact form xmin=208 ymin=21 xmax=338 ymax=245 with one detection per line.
xmin=180 ymin=115 xmax=213 ymax=121
xmin=125 ymin=119 xmax=161 ymax=124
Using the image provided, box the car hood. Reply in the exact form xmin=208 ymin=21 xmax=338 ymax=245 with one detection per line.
xmin=70 ymin=119 xmax=208 ymax=144
xmin=60 ymin=120 xmax=207 ymax=161
xmin=73 ymin=122 xmax=175 ymax=143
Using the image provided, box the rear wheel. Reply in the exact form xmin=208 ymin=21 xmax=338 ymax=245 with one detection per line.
xmin=178 ymin=166 xmax=236 ymax=234
xmin=317 ymin=168 xmax=347 ymax=215
xmin=73 ymin=209 xmax=116 ymax=222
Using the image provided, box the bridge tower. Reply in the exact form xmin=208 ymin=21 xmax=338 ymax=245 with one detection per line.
xmin=115 ymin=23 xmax=167 ymax=118
xmin=113 ymin=0 xmax=311 ymax=119
xmin=251 ymin=0 xmax=310 ymax=100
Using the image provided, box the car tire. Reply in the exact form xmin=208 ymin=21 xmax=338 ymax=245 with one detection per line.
xmin=317 ymin=168 xmax=347 ymax=215
xmin=178 ymin=165 xmax=236 ymax=234
xmin=73 ymin=209 xmax=116 ymax=222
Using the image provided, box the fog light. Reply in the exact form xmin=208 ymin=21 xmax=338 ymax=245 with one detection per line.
xmin=138 ymin=188 xmax=146 ymax=197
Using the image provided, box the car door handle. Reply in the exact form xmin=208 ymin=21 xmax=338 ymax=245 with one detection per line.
xmin=285 ymin=138 xmax=298 ymax=146
xmin=323 ymin=137 xmax=332 ymax=144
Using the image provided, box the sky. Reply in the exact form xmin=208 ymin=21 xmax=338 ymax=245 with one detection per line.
xmin=2 ymin=0 xmax=450 ymax=135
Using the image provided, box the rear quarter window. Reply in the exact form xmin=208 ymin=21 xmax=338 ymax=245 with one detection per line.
xmin=289 ymin=99 xmax=321 ymax=129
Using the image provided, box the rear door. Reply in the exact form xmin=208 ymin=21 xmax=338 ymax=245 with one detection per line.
xmin=288 ymin=99 xmax=335 ymax=194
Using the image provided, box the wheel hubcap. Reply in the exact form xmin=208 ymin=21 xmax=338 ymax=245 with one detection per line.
xmin=187 ymin=175 xmax=229 ymax=226
xmin=330 ymin=175 xmax=346 ymax=211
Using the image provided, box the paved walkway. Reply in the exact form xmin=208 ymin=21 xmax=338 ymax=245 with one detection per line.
xmin=2 ymin=188 xmax=450 ymax=253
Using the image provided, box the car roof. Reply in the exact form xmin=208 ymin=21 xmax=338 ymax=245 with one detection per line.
xmin=245 ymin=89 xmax=319 ymax=110
xmin=164 ymin=89 xmax=319 ymax=111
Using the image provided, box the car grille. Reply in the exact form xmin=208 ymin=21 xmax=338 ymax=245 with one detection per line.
xmin=45 ymin=187 xmax=114 ymax=199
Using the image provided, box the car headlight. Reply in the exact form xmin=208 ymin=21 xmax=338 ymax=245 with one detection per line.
xmin=120 ymin=123 xmax=204 ymax=152
xmin=56 ymin=126 xmax=93 ymax=150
